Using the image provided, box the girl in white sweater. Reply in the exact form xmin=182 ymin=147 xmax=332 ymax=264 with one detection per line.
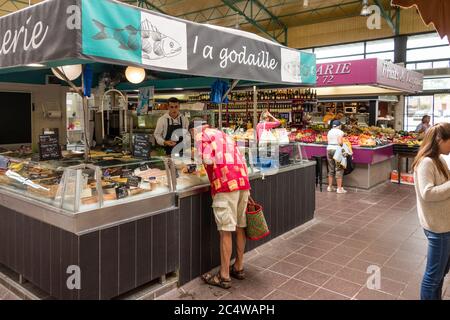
xmin=412 ymin=122 xmax=450 ymax=300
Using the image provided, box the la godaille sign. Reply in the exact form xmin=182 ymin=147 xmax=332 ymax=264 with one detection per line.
xmin=316 ymin=58 xmax=423 ymax=93
xmin=0 ymin=0 xmax=316 ymax=86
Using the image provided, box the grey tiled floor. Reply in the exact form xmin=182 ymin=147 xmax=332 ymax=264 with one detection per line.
xmin=1 ymin=182 xmax=449 ymax=300
xmin=158 ymin=182 xmax=450 ymax=301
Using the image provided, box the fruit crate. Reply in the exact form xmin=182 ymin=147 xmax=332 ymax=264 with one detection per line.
xmin=393 ymin=144 xmax=419 ymax=155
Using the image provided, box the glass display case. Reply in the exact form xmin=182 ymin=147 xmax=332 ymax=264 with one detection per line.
xmin=171 ymin=156 xmax=210 ymax=191
xmin=248 ymin=142 xmax=305 ymax=173
xmin=0 ymin=154 xmax=172 ymax=213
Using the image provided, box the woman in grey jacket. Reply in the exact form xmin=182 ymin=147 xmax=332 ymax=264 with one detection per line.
xmin=412 ymin=123 xmax=450 ymax=300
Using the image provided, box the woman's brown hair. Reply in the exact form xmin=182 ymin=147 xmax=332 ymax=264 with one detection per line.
xmin=412 ymin=122 xmax=450 ymax=180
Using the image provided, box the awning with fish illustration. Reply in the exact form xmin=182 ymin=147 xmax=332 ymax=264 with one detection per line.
xmin=0 ymin=0 xmax=316 ymax=86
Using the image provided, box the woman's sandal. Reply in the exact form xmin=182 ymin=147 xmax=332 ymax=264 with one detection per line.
xmin=201 ymin=272 xmax=232 ymax=289
xmin=230 ymin=265 xmax=245 ymax=280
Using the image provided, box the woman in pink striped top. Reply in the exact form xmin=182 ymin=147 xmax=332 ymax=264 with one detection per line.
xmin=256 ymin=111 xmax=281 ymax=141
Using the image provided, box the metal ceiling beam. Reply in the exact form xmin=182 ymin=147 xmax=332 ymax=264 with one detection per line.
xmin=222 ymin=1 xmax=360 ymax=31
xmin=221 ymin=0 xmax=288 ymax=45
xmin=177 ymin=0 xmax=360 ymax=33
xmin=373 ymin=0 xmax=399 ymax=35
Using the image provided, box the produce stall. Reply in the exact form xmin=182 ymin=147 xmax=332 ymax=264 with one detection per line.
xmin=308 ymin=58 xmax=424 ymax=128
xmin=299 ymin=143 xmax=394 ymax=189
xmin=291 ymin=126 xmax=422 ymax=189
xmin=0 ymin=0 xmax=316 ymax=299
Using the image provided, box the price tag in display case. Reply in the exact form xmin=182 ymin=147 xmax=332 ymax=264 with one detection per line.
xmin=120 ymin=169 xmax=133 ymax=178
xmin=127 ymin=176 xmax=141 ymax=188
xmin=115 ymin=186 xmax=129 ymax=199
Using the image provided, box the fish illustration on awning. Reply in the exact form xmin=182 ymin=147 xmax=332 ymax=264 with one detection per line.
xmin=92 ymin=19 xmax=140 ymax=51
xmin=91 ymin=19 xmax=182 ymax=60
xmin=141 ymin=19 xmax=182 ymax=60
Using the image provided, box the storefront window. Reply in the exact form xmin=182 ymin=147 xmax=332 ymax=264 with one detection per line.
xmin=366 ymin=38 xmax=395 ymax=53
xmin=407 ymin=46 xmax=450 ymax=62
xmin=423 ymin=78 xmax=450 ymax=90
xmin=314 ymin=42 xmax=364 ymax=59
xmin=407 ymin=33 xmax=449 ymax=49
xmin=366 ymin=51 xmax=394 ymax=61
xmin=317 ymin=55 xmax=365 ymax=63
xmin=404 ymin=96 xmax=434 ymax=132
xmin=433 ymin=94 xmax=450 ymax=124
xmin=432 ymin=60 xmax=450 ymax=68
xmin=406 ymin=33 xmax=450 ymax=70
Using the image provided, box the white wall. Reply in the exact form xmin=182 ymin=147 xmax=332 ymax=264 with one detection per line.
xmin=0 ymin=83 xmax=68 ymax=150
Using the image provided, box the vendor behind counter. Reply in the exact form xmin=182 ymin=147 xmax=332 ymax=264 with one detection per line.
xmin=153 ymin=97 xmax=189 ymax=155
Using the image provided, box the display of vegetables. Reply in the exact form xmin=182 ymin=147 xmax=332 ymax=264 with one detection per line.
xmin=224 ymin=125 xmax=422 ymax=148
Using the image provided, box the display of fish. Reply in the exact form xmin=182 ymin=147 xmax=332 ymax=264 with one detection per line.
xmin=92 ymin=19 xmax=140 ymax=51
xmin=141 ymin=19 xmax=182 ymax=60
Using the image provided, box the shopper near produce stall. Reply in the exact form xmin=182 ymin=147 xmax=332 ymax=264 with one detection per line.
xmin=327 ymin=120 xmax=347 ymax=194
xmin=415 ymin=115 xmax=431 ymax=134
xmin=154 ymin=97 xmax=189 ymax=155
xmin=189 ymin=122 xmax=251 ymax=289
xmin=256 ymin=110 xmax=281 ymax=140
xmin=412 ymin=122 xmax=450 ymax=300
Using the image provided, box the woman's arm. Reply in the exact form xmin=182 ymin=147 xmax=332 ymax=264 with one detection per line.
xmin=264 ymin=121 xmax=281 ymax=130
xmin=416 ymin=159 xmax=450 ymax=202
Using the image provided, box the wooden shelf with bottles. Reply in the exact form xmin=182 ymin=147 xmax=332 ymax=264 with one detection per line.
xmin=188 ymin=88 xmax=318 ymax=104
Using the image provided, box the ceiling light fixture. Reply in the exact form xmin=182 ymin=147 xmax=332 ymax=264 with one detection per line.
xmin=27 ymin=63 xmax=45 ymax=67
xmin=125 ymin=66 xmax=146 ymax=84
xmin=360 ymin=0 xmax=371 ymax=16
xmin=51 ymin=65 xmax=82 ymax=81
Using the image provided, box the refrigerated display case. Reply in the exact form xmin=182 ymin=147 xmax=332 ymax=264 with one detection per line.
xmin=0 ymin=154 xmax=174 ymax=216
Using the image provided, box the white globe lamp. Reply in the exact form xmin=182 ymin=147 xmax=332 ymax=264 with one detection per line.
xmin=125 ymin=66 xmax=146 ymax=84
xmin=51 ymin=65 xmax=82 ymax=81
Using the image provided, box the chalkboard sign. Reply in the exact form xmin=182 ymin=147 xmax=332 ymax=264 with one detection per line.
xmin=39 ymin=134 xmax=62 ymax=161
xmin=133 ymin=134 xmax=151 ymax=159
xmin=127 ymin=176 xmax=141 ymax=188
xmin=139 ymin=164 xmax=149 ymax=171
xmin=115 ymin=186 xmax=129 ymax=199
xmin=120 ymin=169 xmax=133 ymax=178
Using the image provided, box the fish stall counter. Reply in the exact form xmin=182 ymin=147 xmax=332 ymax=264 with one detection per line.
xmin=0 ymin=155 xmax=179 ymax=300
xmin=300 ymin=143 xmax=394 ymax=189
xmin=0 ymin=152 xmax=316 ymax=299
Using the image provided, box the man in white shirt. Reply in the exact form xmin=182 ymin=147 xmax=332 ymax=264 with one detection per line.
xmin=154 ymin=97 xmax=189 ymax=155
xmin=327 ymin=120 xmax=347 ymax=194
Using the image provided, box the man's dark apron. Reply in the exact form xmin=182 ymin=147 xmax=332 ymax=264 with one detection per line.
xmin=164 ymin=117 xmax=183 ymax=156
